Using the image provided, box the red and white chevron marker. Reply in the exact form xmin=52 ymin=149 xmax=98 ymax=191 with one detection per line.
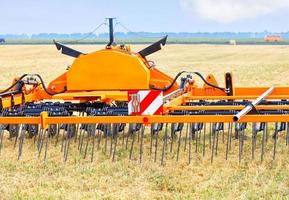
xmin=128 ymin=90 xmax=163 ymax=115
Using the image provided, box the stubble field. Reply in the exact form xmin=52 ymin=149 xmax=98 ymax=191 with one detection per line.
xmin=0 ymin=44 xmax=289 ymax=200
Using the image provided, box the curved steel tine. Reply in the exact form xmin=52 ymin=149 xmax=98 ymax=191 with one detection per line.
xmin=241 ymin=129 xmax=245 ymax=161
xmin=34 ymin=125 xmax=40 ymax=145
xmin=273 ymin=123 xmax=278 ymax=160
xmin=84 ymin=129 xmax=91 ymax=159
xmin=97 ymin=128 xmax=102 ymax=150
xmin=189 ymin=129 xmax=193 ymax=164
xmin=265 ymin=122 xmax=268 ymax=143
xmin=211 ymin=127 xmax=216 ymax=164
xmin=18 ymin=125 xmax=26 ymax=160
xmin=38 ymin=128 xmax=45 ymax=159
xmin=203 ymin=123 xmax=206 ymax=157
xmin=44 ymin=129 xmax=49 ymax=161
xmin=170 ymin=124 xmax=174 ymax=153
xmin=176 ymin=127 xmax=182 ymax=161
xmin=139 ymin=125 xmax=145 ymax=163
xmin=229 ymin=122 xmax=233 ymax=151
xmin=129 ymin=130 xmax=136 ymax=160
xmin=261 ymin=124 xmax=266 ymax=163
xmin=14 ymin=125 xmax=21 ymax=149
xmin=0 ymin=125 xmax=4 ymax=154
xmin=112 ymin=124 xmax=119 ymax=162
xmin=110 ymin=124 xmax=114 ymax=157
xmin=195 ymin=128 xmax=199 ymax=154
xmin=54 ymin=124 xmax=61 ymax=147
xmin=238 ymin=129 xmax=241 ymax=163
xmin=154 ymin=129 xmax=159 ymax=162
xmin=150 ymin=124 xmax=153 ymax=155
xmin=184 ymin=123 xmax=189 ymax=152
xmin=215 ymin=130 xmax=219 ymax=157
xmin=122 ymin=125 xmax=126 ymax=146
xmin=125 ymin=124 xmax=131 ymax=150
xmin=209 ymin=123 xmax=212 ymax=149
xmin=161 ymin=123 xmax=168 ymax=165
xmin=91 ymin=125 xmax=97 ymax=162
xmin=78 ymin=126 xmax=85 ymax=151
xmin=64 ymin=124 xmax=72 ymax=162
xmin=252 ymin=123 xmax=256 ymax=160
xmin=60 ymin=126 xmax=66 ymax=153
xmin=226 ymin=123 xmax=231 ymax=160
xmin=104 ymin=124 xmax=108 ymax=155
xmin=286 ymin=122 xmax=289 ymax=146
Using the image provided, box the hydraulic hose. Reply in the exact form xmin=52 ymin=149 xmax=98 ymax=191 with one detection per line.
xmin=149 ymin=71 xmax=226 ymax=93
xmin=0 ymin=74 xmax=66 ymax=96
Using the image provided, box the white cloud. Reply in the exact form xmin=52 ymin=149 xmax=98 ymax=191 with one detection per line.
xmin=180 ymin=0 xmax=289 ymax=23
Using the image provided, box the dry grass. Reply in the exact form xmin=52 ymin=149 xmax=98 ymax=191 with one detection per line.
xmin=0 ymin=45 xmax=289 ymax=200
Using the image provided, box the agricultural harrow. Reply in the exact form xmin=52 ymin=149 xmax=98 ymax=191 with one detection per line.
xmin=0 ymin=18 xmax=289 ymax=164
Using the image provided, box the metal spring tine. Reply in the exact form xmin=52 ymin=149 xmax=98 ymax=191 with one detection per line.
xmin=74 ymin=112 xmax=83 ymax=142
xmin=122 ymin=125 xmax=125 ymax=146
xmin=286 ymin=122 xmax=289 ymax=146
xmin=273 ymin=123 xmax=278 ymax=160
xmin=84 ymin=130 xmax=90 ymax=159
xmin=176 ymin=127 xmax=182 ymax=161
xmin=61 ymin=126 xmax=66 ymax=152
xmin=154 ymin=129 xmax=159 ymax=162
xmin=64 ymin=124 xmax=71 ymax=162
xmin=91 ymin=127 xmax=97 ymax=162
xmin=137 ymin=127 xmax=140 ymax=143
xmin=161 ymin=123 xmax=168 ymax=165
xmin=184 ymin=123 xmax=189 ymax=152
xmin=189 ymin=129 xmax=193 ymax=164
xmin=226 ymin=123 xmax=231 ymax=160
xmin=125 ymin=124 xmax=131 ymax=150
xmin=229 ymin=122 xmax=233 ymax=150
xmin=110 ymin=124 xmax=114 ymax=157
xmin=37 ymin=128 xmax=43 ymax=151
xmin=14 ymin=125 xmax=20 ymax=149
xmin=265 ymin=122 xmax=268 ymax=143
xmin=0 ymin=126 xmax=4 ymax=154
xmin=211 ymin=128 xmax=216 ymax=163
xmin=54 ymin=124 xmax=60 ymax=147
xmin=241 ymin=130 xmax=245 ymax=161
xmin=195 ymin=128 xmax=199 ymax=153
xmin=38 ymin=129 xmax=46 ymax=158
xmin=252 ymin=123 xmax=256 ymax=160
xmin=112 ymin=124 xmax=119 ymax=162
xmin=209 ymin=123 xmax=212 ymax=149
xmin=139 ymin=125 xmax=145 ymax=163
xmin=78 ymin=127 xmax=85 ymax=151
xmin=261 ymin=123 xmax=266 ymax=162
xmin=97 ymin=128 xmax=102 ymax=150
xmin=129 ymin=130 xmax=136 ymax=160
xmin=44 ymin=129 xmax=49 ymax=161
xmin=203 ymin=123 xmax=206 ymax=157
xmin=222 ymin=128 xmax=225 ymax=144
xmin=149 ymin=124 xmax=153 ymax=155
xmin=170 ymin=124 xmax=174 ymax=153
xmin=104 ymin=125 xmax=108 ymax=155
xmin=33 ymin=125 xmax=40 ymax=145
xmin=18 ymin=125 xmax=26 ymax=160
xmin=238 ymin=129 xmax=241 ymax=163
xmin=215 ymin=130 xmax=219 ymax=157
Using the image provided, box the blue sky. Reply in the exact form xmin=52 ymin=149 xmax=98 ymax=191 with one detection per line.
xmin=1 ymin=0 xmax=289 ymax=34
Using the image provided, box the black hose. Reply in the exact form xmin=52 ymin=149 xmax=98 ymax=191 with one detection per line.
xmin=33 ymin=74 xmax=67 ymax=95
xmin=0 ymin=74 xmax=28 ymax=94
xmin=0 ymin=74 xmax=66 ymax=96
xmin=149 ymin=71 xmax=226 ymax=93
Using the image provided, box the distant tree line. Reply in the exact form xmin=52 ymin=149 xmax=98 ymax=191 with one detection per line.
xmin=1 ymin=31 xmax=289 ymax=40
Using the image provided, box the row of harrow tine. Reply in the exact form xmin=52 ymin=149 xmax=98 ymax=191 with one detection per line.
xmin=0 ymin=119 xmax=289 ymax=165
